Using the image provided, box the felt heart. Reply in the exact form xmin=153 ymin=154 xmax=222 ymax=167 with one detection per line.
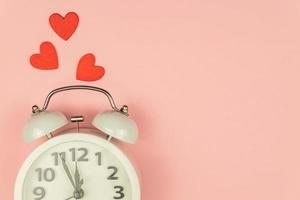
xmin=30 ymin=42 xmax=58 ymax=70
xmin=76 ymin=53 xmax=105 ymax=81
xmin=49 ymin=12 xmax=79 ymax=41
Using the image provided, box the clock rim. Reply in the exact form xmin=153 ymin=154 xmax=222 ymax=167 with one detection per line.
xmin=14 ymin=132 xmax=141 ymax=200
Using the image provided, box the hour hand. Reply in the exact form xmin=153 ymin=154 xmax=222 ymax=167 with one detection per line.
xmin=74 ymin=162 xmax=84 ymax=191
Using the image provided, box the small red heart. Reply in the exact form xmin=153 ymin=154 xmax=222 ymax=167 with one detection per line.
xmin=30 ymin=42 xmax=58 ymax=70
xmin=76 ymin=53 xmax=105 ymax=81
xmin=49 ymin=12 xmax=79 ymax=41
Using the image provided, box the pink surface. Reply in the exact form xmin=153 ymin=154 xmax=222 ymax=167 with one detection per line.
xmin=1 ymin=0 xmax=300 ymax=199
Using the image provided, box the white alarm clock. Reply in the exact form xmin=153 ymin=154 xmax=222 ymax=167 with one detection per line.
xmin=14 ymin=85 xmax=141 ymax=200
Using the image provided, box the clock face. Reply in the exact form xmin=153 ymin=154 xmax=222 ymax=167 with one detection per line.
xmin=15 ymin=133 xmax=140 ymax=200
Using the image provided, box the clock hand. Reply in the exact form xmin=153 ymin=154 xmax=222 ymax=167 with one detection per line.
xmin=74 ymin=162 xmax=85 ymax=199
xmin=74 ymin=162 xmax=83 ymax=191
xmin=60 ymin=154 xmax=77 ymax=191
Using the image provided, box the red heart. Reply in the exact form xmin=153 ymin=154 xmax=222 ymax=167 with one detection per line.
xmin=49 ymin=12 xmax=79 ymax=41
xmin=76 ymin=53 xmax=105 ymax=81
xmin=30 ymin=42 xmax=58 ymax=70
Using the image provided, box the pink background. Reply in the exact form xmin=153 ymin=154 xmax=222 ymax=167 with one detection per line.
xmin=1 ymin=0 xmax=300 ymax=199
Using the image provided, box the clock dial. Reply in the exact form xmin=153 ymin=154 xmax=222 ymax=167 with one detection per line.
xmin=22 ymin=140 xmax=133 ymax=200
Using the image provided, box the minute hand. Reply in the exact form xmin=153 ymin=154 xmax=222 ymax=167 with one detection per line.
xmin=60 ymin=155 xmax=77 ymax=190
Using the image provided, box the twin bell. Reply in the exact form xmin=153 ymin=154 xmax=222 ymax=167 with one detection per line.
xmin=23 ymin=86 xmax=138 ymax=144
